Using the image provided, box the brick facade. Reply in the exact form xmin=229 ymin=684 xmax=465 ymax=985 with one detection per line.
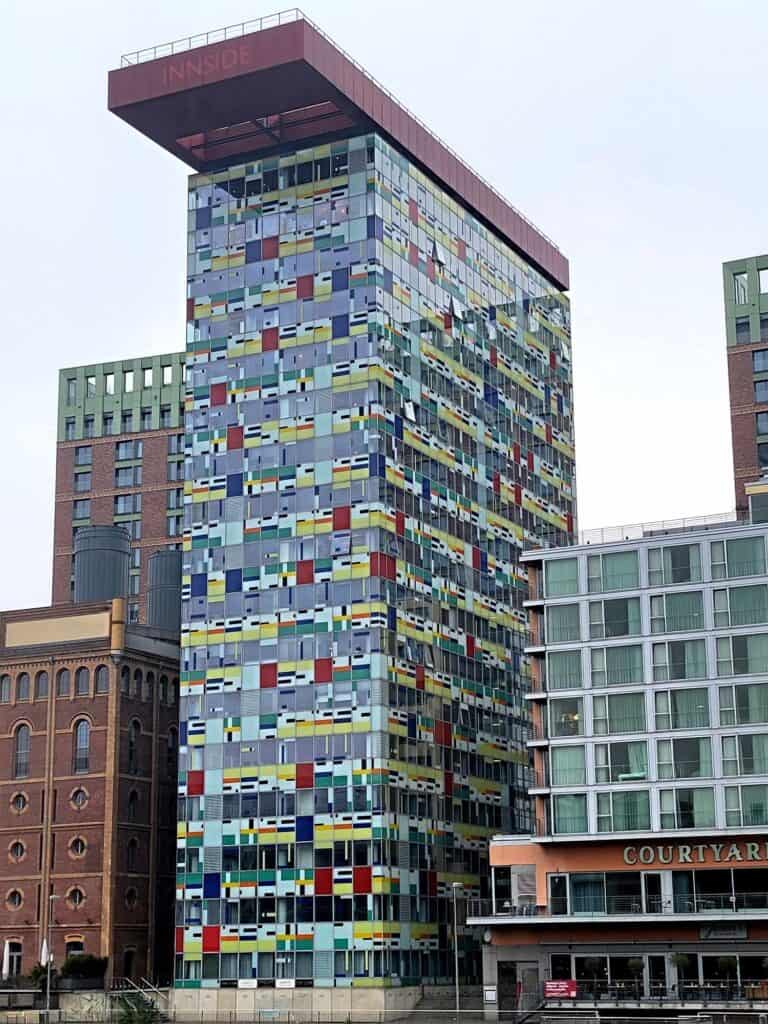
xmin=53 ymin=353 xmax=185 ymax=626
xmin=0 ymin=603 xmax=179 ymax=983
xmin=52 ymin=428 xmax=184 ymax=623
xmin=729 ymin=342 xmax=766 ymax=510
xmin=723 ymin=256 xmax=768 ymax=510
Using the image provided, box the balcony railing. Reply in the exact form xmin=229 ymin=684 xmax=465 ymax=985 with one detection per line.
xmin=658 ymin=759 xmax=712 ymax=780
xmin=594 ymin=716 xmax=647 ymax=734
xmin=588 ymin=573 xmax=640 ymax=593
xmin=652 ymin=613 xmax=705 ymax=633
xmin=590 ymin=624 xmax=642 ymax=640
xmin=117 ymin=11 xmax=561 ymax=255
xmin=724 ymin=560 xmax=767 ymax=579
xmin=467 ymin=891 xmax=768 ymax=920
xmin=551 ymin=770 xmax=586 ymax=787
xmin=664 ymin=711 xmax=711 ymax=729
xmin=546 ymin=625 xmax=581 ymax=644
xmin=650 ymin=568 xmax=702 ymax=586
xmin=720 ymin=605 xmax=768 ymax=627
xmin=597 ymin=766 xmax=648 ymax=784
xmin=548 ymin=673 xmax=583 ymax=690
xmin=549 ymin=816 xmax=588 ymax=835
xmin=546 ymin=980 xmax=768 ymax=1003
xmin=544 ymin=581 xmax=578 ymax=598
xmin=549 ymin=722 xmax=584 ymax=738
xmin=594 ymin=666 xmax=643 ymax=686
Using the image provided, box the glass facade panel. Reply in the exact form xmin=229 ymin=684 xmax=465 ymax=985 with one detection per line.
xmin=545 ymin=558 xmax=578 ymax=597
xmin=547 ymin=604 xmax=580 ymax=643
xmin=551 ymin=746 xmax=586 ymax=786
xmin=179 ymin=134 xmax=575 ymax=984
xmin=547 ymin=650 xmax=582 ymax=690
xmin=553 ymin=794 xmax=587 ymax=834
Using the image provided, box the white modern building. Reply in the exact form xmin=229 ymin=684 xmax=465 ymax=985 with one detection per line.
xmin=469 ymin=483 xmax=768 ymax=1017
xmin=527 ymin=509 xmax=768 ymax=841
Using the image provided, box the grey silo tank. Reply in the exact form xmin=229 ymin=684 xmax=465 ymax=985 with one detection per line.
xmin=147 ymin=550 xmax=182 ymax=635
xmin=73 ymin=526 xmax=130 ymax=603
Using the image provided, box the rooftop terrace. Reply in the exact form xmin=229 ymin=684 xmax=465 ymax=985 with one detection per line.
xmin=108 ymin=9 xmax=569 ymax=289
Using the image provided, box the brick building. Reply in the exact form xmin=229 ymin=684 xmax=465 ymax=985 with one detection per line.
xmin=53 ymin=353 xmax=185 ymax=624
xmin=724 ymin=256 xmax=768 ymax=511
xmin=0 ymin=599 xmax=179 ymax=983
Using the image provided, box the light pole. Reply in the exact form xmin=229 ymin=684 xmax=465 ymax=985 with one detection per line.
xmin=45 ymin=893 xmax=59 ymax=1020
xmin=452 ymin=882 xmax=463 ymax=1021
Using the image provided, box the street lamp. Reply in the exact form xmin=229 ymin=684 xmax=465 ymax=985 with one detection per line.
xmin=452 ymin=882 xmax=463 ymax=1020
xmin=45 ymin=894 xmax=59 ymax=1020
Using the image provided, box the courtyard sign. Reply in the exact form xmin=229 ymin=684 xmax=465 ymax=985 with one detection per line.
xmin=623 ymin=841 xmax=768 ymax=865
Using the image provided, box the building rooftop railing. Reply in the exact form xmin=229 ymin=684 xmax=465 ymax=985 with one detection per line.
xmin=119 ymin=8 xmax=304 ymax=65
xmin=576 ymin=510 xmax=749 ymax=547
xmin=528 ymin=511 xmax=754 ymax=555
xmin=117 ymin=9 xmax=562 ymax=259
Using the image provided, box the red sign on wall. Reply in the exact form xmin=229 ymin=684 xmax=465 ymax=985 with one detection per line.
xmin=544 ymin=980 xmax=578 ymax=999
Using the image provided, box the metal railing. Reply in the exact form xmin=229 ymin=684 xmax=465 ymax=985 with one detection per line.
xmin=469 ymin=891 xmax=768 ymax=920
xmin=725 ymin=559 xmax=767 ymax=579
xmin=662 ymin=711 xmax=711 ymax=729
xmin=577 ymin=510 xmax=748 ymax=546
xmin=649 ymin=568 xmax=703 ymax=586
xmin=719 ymin=605 xmax=768 ymax=627
xmin=547 ymin=980 xmax=768 ymax=1003
xmin=652 ymin=666 xmax=707 ymax=683
xmin=550 ymin=770 xmax=586 ymax=787
xmin=596 ymin=766 xmax=648 ymax=784
xmin=546 ymin=816 xmax=588 ymax=835
xmin=548 ymin=676 xmax=583 ymax=690
xmin=120 ymin=9 xmax=304 ymax=64
xmin=589 ymin=624 xmax=642 ymax=640
xmin=658 ymin=759 xmax=712 ymax=780
xmin=593 ymin=716 xmax=647 ymax=734
xmin=588 ymin=573 xmax=640 ymax=592
xmin=116 ymin=11 xmax=562 ymax=258
xmin=546 ymin=625 xmax=581 ymax=644
xmin=651 ymin=614 xmax=705 ymax=632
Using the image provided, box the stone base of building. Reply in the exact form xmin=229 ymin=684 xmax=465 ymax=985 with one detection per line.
xmin=170 ymin=984 xmax=466 ymax=1018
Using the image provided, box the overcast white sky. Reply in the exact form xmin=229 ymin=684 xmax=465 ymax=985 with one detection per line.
xmin=1 ymin=0 xmax=765 ymax=610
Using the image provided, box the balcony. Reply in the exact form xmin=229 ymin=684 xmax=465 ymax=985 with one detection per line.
xmin=542 ymin=980 xmax=768 ymax=1007
xmin=466 ymin=891 xmax=768 ymax=923
xmin=528 ymin=721 xmax=550 ymax=742
xmin=523 ymin=666 xmax=547 ymax=697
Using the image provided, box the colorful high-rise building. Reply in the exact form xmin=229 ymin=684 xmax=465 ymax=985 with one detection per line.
xmin=724 ymin=255 xmax=768 ymax=511
xmin=108 ymin=13 xmax=575 ymax=1011
xmin=53 ymin=354 xmax=186 ymax=624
